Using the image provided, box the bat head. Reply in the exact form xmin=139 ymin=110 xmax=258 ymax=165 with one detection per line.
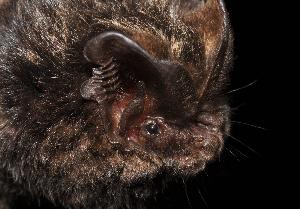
xmin=79 ymin=29 xmax=225 ymax=178
xmin=0 ymin=0 xmax=233 ymax=208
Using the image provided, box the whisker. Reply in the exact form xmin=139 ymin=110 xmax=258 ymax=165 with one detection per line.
xmin=197 ymin=188 xmax=208 ymax=208
xmin=224 ymin=146 xmax=241 ymax=161
xmin=181 ymin=177 xmax=193 ymax=209
xmin=226 ymin=143 xmax=249 ymax=159
xmin=230 ymin=103 xmax=247 ymax=111
xmin=225 ymin=80 xmax=258 ymax=95
xmin=226 ymin=133 xmax=261 ymax=157
xmin=231 ymin=121 xmax=268 ymax=131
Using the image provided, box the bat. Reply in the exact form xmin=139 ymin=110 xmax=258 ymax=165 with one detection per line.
xmin=0 ymin=0 xmax=233 ymax=208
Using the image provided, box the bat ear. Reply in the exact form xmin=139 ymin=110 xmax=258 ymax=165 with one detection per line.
xmin=83 ymin=32 xmax=199 ymax=120
xmin=83 ymin=32 xmax=164 ymax=89
xmin=182 ymin=0 xmax=232 ymax=97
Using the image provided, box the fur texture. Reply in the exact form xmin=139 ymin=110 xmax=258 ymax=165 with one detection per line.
xmin=0 ymin=0 xmax=233 ymax=209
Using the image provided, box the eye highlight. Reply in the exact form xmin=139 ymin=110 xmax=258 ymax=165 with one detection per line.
xmin=143 ymin=119 xmax=160 ymax=136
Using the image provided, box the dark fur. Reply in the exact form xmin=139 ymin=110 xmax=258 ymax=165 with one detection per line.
xmin=0 ymin=0 xmax=233 ymax=209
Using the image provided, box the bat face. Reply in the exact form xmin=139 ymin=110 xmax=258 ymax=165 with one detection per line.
xmin=0 ymin=0 xmax=233 ymax=208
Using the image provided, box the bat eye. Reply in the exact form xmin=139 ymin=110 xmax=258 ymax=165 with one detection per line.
xmin=143 ymin=119 xmax=160 ymax=136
